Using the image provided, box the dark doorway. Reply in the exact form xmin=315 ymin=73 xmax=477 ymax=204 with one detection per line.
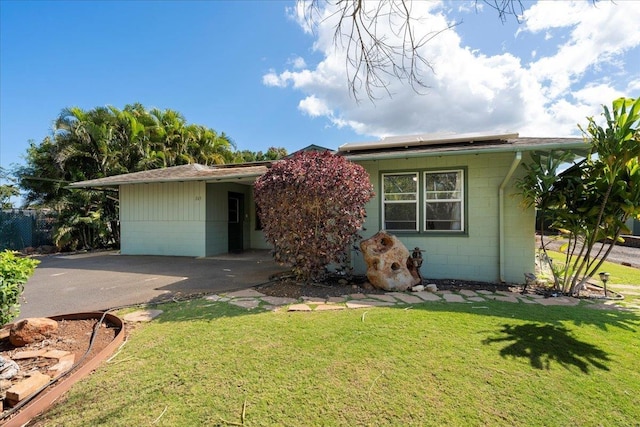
xmin=228 ymin=192 xmax=244 ymax=253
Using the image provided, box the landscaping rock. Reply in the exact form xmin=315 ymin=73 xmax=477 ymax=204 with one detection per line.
xmin=426 ymin=284 xmax=438 ymax=292
xmin=9 ymin=318 xmax=58 ymax=347
xmin=123 ymin=310 xmax=163 ymax=322
xmin=0 ymin=356 xmax=19 ymax=380
xmin=5 ymin=372 xmax=51 ymax=406
xmin=360 ymin=231 xmax=421 ymax=291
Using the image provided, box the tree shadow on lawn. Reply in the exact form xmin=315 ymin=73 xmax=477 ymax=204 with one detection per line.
xmin=482 ymin=323 xmax=610 ymax=373
xmin=405 ymin=299 xmax=640 ymax=333
xmin=404 ymin=301 xmax=638 ymax=373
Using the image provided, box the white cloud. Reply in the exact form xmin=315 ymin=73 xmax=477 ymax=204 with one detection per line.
xmin=262 ymin=70 xmax=286 ymax=87
xmin=264 ymin=1 xmax=640 ymax=140
xmin=289 ymin=56 xmax=307 ymax=69
xmin=298 ymin=95 xmax=331 ymax=117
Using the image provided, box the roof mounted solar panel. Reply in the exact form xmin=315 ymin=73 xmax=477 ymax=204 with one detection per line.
xmin=338 ymin=132 xmax=519 ymax=152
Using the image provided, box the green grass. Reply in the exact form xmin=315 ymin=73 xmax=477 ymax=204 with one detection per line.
xmin=33 ymin=297 xmax=640 ymax=426
xmin=546 ymin=250 xmax=640 ymax=287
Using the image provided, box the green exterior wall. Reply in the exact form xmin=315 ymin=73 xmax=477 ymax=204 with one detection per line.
xmin=205 ymin=182 xmax=256 ymax=256
xmin=352 ymin=152 xmax=535 ymax=284
xmin=120 ymin=181 xmax=269 ymax=257
xmin=120 ymin=181 xmax=207 ymax=256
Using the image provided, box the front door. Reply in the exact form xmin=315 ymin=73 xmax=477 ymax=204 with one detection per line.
xmin=228 ymin=192 xmax=244 ymax=253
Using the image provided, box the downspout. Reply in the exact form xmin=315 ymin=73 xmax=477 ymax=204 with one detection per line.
xmin=499 ymin=151 xmax=522 ymax=283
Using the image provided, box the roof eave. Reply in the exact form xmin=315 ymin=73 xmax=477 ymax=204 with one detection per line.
xmin=342 ymin=140 xmax=590 ymax=162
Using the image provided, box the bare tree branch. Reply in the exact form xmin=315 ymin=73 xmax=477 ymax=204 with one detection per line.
xmin=302 ymin=0 xmax=538 ymax=102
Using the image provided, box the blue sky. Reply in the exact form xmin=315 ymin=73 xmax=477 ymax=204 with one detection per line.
xmin=2 ymin=1 xmax=639 ymax=198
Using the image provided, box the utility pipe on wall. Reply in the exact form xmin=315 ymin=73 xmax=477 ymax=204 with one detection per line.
xmin=499 ymin=151 xmax=522 ymax=283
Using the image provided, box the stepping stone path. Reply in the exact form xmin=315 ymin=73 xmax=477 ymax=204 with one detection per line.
xmin=201 ymin=287 xmax=587 ymax=312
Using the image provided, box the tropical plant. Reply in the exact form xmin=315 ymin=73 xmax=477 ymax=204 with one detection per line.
xmin=0 ymin=167 xmax=19 ymax=210
xmin=517 ymin=97 xmax=640 ymax=295
xmin=254 ymin=150 xmax=374 ymax=281
xmin=16 ymin=104 xmax=237 ymax=250
xmin=0 ymin=250 xmax=39 ymax=325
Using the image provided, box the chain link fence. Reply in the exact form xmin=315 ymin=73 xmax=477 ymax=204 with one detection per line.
xmin=0 ymin=210 xmax=56 ymax=251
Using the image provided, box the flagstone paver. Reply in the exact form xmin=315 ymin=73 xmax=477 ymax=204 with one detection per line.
xmin=229 ymin=299 xmax=261 ymax=309
xmin=124 ymin=309 xmax=164 ymax=322
xmin=389 ymin=293 xmax=423 ymax=304
xmin=261 ymin=296 xmax=298 ymax=306
xmin=442 ymin=294 xmax=467 ymax=303
xmin=226 ymin=289 xmax=266 ymax=298
xmin=199 ymin=282 xmax=623 ymax=314
xmin=413 ymin=291 xmax=442 ymax=301
xmin=459 ymin=290 xmax=478 ymax=297
xmin=367 ymin=294 xmax=399 ymax=303
xmin=288 ymin=304 xmax=312 ymax=312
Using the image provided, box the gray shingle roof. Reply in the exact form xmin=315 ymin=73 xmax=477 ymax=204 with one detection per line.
xmin=67 ymin=163 xmax=269 ymax=188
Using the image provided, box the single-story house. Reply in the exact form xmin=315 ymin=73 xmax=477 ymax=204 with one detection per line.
xmin=68 ymin=132 xmax=587 ymax=284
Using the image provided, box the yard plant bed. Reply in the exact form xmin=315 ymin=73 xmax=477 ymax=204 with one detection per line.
xmin=254 ymin=275 xmax=618 ymax=300
xmin=0 ymin=313 xmax=123 ymax=426
xmin=256 ymin=274 xmax=518 ymax=299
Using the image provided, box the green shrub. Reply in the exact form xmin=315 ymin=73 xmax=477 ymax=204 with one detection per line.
xmin=0 ymin=250 xmax=40 ymax=325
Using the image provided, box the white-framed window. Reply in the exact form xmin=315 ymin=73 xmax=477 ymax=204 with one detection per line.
xmin=381 ymin=169 xmax=466 ymax=233
xmin=424 ymin=170 xmax=464 ymax=231
xmin=382 ymin=172 xmax=419 ymax=231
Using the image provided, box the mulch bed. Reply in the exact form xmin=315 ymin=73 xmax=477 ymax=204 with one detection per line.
xmin=255 ymin=274 xmax=521 ymax=299
xmin=0 ymin=318 xmax=119 ymax=420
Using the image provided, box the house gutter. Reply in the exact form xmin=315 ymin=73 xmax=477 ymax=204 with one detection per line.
xmin=499 ymin=151 xmax=522 ymax=283
xmin=340 ymin=142 xmax=586 ymax=162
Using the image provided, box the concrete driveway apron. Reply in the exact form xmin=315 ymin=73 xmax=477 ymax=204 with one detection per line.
xmin=19 ymin=250 xmax=285 ymax=319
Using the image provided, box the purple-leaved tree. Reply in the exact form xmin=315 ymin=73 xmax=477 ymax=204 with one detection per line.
xmin=254 ymin=150 xmax=374 ymax=281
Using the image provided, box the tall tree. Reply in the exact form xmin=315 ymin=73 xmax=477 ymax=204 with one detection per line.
xmin=16 ymin=103 xmax=236 ymax=250
xmin=0 ymin=167 xmax=19 ymax=209
xmin=517 ymin=97 xmax=640 ymax=295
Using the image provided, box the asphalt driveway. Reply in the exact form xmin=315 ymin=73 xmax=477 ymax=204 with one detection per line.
xmin=18 ymin=250 xmax=285 ymax=319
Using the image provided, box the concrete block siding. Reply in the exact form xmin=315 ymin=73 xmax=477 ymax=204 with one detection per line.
xmin=352 ymin=152 xmax=535 ymax=284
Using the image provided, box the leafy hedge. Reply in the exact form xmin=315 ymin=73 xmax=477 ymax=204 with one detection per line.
xmin=0 ymin=250 xmax=40 ymax=325
xmin=254 ymin=151 xmax=374 ymax=281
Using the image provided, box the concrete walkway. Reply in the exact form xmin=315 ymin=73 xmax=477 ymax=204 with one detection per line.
xmin=203 ymin=287 xmax=605 ymax=312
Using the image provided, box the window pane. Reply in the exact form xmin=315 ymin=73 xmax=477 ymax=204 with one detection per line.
xmin=384 ymin=174 xmax=417 ymax=197
xmin=424 ymin=170 xmax=464 ymax=232
xmin=425 ymin=172 xmax=460 ymax=192
xmin=425 ymin=201 xmax=462 ymax=230
xmin=384 ymin=203 xmax=417 ymax=230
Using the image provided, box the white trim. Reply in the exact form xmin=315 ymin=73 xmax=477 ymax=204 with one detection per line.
xmin=381 ymin=172 xmax=419 ymax=232
xmin=424 ymin=169 xmax=465 ymax=232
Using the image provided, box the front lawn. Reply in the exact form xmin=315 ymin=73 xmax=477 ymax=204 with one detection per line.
xmin=34 ymin=297 xmax=640 ymax=426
